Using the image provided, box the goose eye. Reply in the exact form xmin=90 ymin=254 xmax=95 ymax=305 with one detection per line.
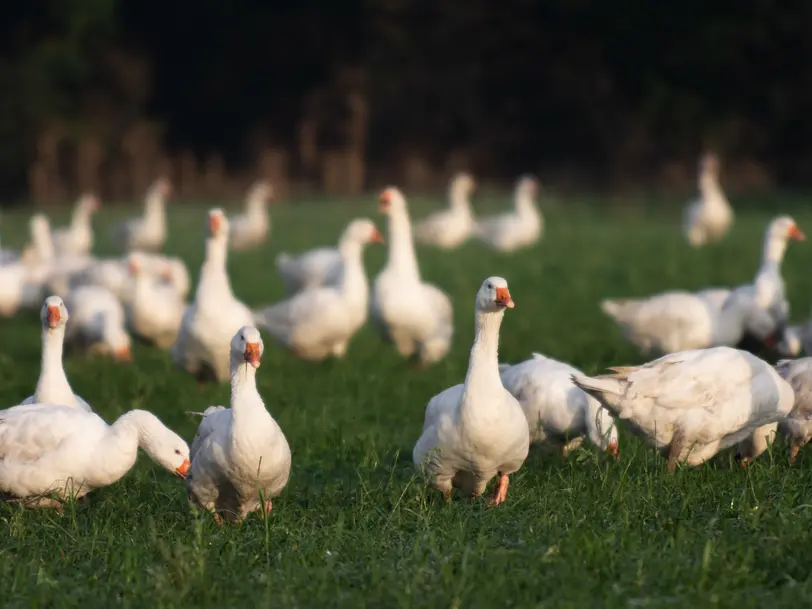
xmin=486 ymin=283 xmax=492 ymax=289
xmin=174 ymin=449 xmax=181 ymax=455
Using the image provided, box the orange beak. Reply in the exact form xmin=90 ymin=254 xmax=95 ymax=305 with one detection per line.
xmin=115 ymin=345 xmax=132 ymax=362
xmin=370 ymin=228 xmax=385 ymax=244
xmin=160 ymin=268 xmax=173 ymax=281
xmin=127 ymin=260 xmax=139 ymax=275
xmin=175 ymin=458 xmax=191 ymax=479
xmin=46 ymin=306 xmax=61 ymax=329
xmin=378 ymin=190 xmax=391 ymax=212
xmin=606 ymin=441 xmax=620 ymax=462
xmin=495 ymin=287 xmax=514 ymax=308
xmin=244 ymin=342 xmax=261 ymax=368
xmin=208 ymin=214 xmax=222 ymax=234
xmin=789 ymin=224 xmax=806 ymax=241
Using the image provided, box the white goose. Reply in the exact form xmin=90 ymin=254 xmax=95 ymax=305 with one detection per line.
xmin=64 ymin=285 xmax=132 ymax=361
xmin=275 ymin=246 xmax=342 ymax=296
xmin=572 ymin=347 xmax=795 ymax=471
xmin=414 ymin=172 xmax=477 ymax=249
xmin=254 ymin=219 xmax=383 ymax=360
xmin=772 ymin=358 xmax=812 ymax=462
xmin=187 ymin=326 xmax=291 ymax=523
xmin=172 ymin=209 xmax=254 ymax=382
xmin=113 ymin=177 xmax=171 ymax=252
xmin=0 ymin=259 xmax=26 ymax=317
xmin=229 ymin=181 xmax=273 ymax=251
xmin=127 ymin=252 xmax=186 ymax=349
xmin=371 ymin=187 xmax=453 ymax=365
xmin=19 ymin=297 xmax=91 ymax=411
xmin=0 ymin=404 xmax=189 ymax=508
xmin=414 ymin=277 xmax=529 ymax=505
xmin=601 ymin=289 xmax=776 ymax=356
xmin=52 ymin=193 xmax=99 ymax=256
xmin=683 ymin=153 xmax=734 ymax=247
xmin=475 ymin=176 xmax=543 ymax=252
xmin=499 ymin=352 xmax=619 ymax=458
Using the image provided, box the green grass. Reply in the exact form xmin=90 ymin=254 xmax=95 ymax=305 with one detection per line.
xmin=1 ymin=194 xmax=812 ymax=608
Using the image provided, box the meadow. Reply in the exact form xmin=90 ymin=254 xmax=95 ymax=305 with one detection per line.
xmin=1 ymin=191 xmax=812 ymax=608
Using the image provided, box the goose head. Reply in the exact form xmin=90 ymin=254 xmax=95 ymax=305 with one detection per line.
xmin=127 ymin=252 xmax=146 ymax=277
xmin=476 ymin=276 xmax=514 ymax=313
xmin=42 ymin=296 xmax=69 ymax=330
xmin=767 ymin=216 xmax=805 ymax=243
xmin=151 ymin=177 xmax=172 ymax=200
xmin=343 ymin=218 xmax=385 ymax=246
xmin=207 ymin=208 xmax=230 ymax=240
xmin=378 ymin=187 xmax=407 ymax=215
xmin=515 ymin=175 xmax=540 ymax=199
xmin=136 ymin=412 xmax=191 ymax=478
xmin=231 ymin=325 xmax=264 ymax=369
xmin=699 ymin=152 xmax=720 ymax=177
xmin=451 ymin=173 xmax=476 ymax=196
xmin=78 ymin=193 xmax=100 ymax=214
xmin=249 ymin=181 xmax=273 ymax=203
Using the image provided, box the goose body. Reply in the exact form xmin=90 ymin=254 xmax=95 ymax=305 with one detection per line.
xmin=499 ymin=352 xmax=618 ymax=457
xmin=414 ymin=173 xmax=477 ymax=249
xmin=683 ymin=153 xmax=734 ymax=246
xmin=773 ymin=358 xmax=812 ymax=462
xmin=229 ymin=181 xmax=273 ymax=251
xmin=572 ymin=347 xmax=795 ymax=470
xmin=414 ymin=277 xmax=528 ymax=504
xmin=113 ymin=178 xmax=170 ymax=252
xmin=187 ymin=327 xmax=291 ymax=523
xmin=476 ymin=176 xmax=542 ymax=252
xmin=172 ymin=209 xmax=254 ymax=382
xmin=64 ymin=285 xmax=132 ymax=361
xmin=275 ymin=248 xmax=342 ymax=295
xmin=52 ymin=194 xmax=98 ymax=256
xmin=127 ymin=253 xmax=186 ymax=348
xmin=0 ymin=404 xmax=189 ymax=508
xmin=371 ymin=188 xmax=454 ymax=365
xmin=255 ymin=219 xmax=383 ymax=360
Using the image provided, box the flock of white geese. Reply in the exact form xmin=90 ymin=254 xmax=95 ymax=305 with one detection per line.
xmin=0 ymin=155 xmax=811 ymax=519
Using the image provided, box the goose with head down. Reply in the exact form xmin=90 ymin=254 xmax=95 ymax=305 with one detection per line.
xmin=0 ymin=403 xmax=189 ymax=509
xmin=371 ymin=187 xmax=454 ymax=365
xmin=414 ymin=277 xmax=529 ymax=505
xmin=64 ymin=285 xmax=132 ymax=362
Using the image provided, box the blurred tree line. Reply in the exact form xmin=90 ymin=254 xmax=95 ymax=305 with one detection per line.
xmin=1 ymin=0 xmax=810 ymax=202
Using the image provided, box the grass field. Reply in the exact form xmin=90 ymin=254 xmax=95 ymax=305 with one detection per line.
xmin=1 ymin=192 xmax=812 ymax=608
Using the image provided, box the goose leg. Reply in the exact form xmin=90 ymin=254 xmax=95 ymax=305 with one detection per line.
xmin=487 ymin=473 xmax=509 ymax=506
xmin=789 ymin=442 xmax=801 ymax=464
xmin=667 ymin=429 xmax=685 ymax=474
xmin=263 ymin=499 xmax=273 ymax=514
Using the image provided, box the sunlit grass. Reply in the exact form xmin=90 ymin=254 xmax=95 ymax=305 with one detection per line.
xmin=1 ymin=194 xmax=812 ymax=607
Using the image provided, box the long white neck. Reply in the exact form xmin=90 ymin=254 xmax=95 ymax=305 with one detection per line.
xmin=515 ymin=189 xmax=538 ymax=218
xmin=34 ymin=325 xmax=74 ymax=404
xmin=460 ymin=308 xmax=504 ymax=412
xmin=699 ymin=170 xmax=723 ymax=202
xmin=145 ymin=192 xmax=166 ymax=226
xmin=228 ymin=358 xmax=270 ymax=454
xmin=90 ymin=411 xmax=144 ymax=485
xmin=384 ymin=208 xmax=420 ymax=280
xmin=72 ymin=204 xmax=92 ymax=230
xmin=196 ymin=236 xmax=234 ymax=300
xmin=711 ymin=301 xmax=750 ymax=345
xmin=761 ymin=234 xmax=788 ymax=270
xmin=337 ymin=240 xmax=369 ymax=307
xmin=450 ymin=184 xmax=472 ymax=214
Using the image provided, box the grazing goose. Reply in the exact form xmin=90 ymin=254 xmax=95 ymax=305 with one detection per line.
xmin=254 ymin=219 xmax=383 ymax=360
xmin=19 ymin=297 xmax=91 ymax=411
xmin=229 ymin=181 xmax=273 ymax=251
xmin=772 ymin=358 xmax=812 ymax=462
xmin=414 ymin=172 xmax=477 ymax=249
xmin=683 ymin=152 xmax=733 ymax=246
xmin=475 ymin=176 xmax=543 ymax=252
xmin=572 ymin=347 xmax=794 ymax=471
xmin=113 ymin=177 xmax=171 ymax=252
xmin=371 ymin=187 xmax=454 ymax=365
xmin=172 ymin=209 xmax=254 ymax=382
xmin=52 ymin=193 xmax=99 ymax=256
xmin=0 ymin=404 xmax=189 ymax=508
xmin=187 ymin=327 xmax=291 ymax=523
xmin=64 ymin=285 xmax=132 ymax=362
xmin=499 ymin=352 xmax=619 ymax=458
xmin=414 ymin=277 xmax=529 ymax=505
